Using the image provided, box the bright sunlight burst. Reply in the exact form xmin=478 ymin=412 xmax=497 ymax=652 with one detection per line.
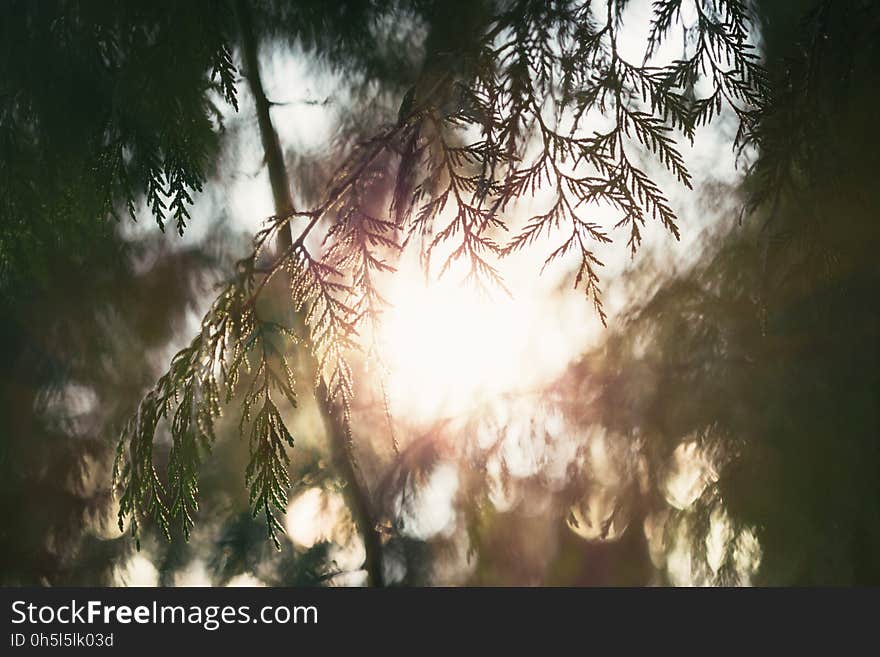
xmin=376 ymin=250 xmax=591 ymax=424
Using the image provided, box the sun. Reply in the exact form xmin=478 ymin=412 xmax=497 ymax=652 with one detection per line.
xmin=375 ymin=251 xmax=586 ymax=424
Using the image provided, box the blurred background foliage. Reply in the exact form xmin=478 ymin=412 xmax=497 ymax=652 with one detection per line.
xmin=0 ymin=0 xmax=878 ymax=585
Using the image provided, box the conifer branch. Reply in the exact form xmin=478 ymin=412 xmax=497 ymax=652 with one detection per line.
xmin=116 ymin=0 xmax=767 ymax=557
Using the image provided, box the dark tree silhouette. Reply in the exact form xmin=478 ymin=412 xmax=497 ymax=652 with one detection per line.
xmin=0 ymin=0 xmax=243 ymax=584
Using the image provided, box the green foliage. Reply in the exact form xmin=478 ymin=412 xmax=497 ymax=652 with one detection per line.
xmin=115 ymin=0 xmax=769 ymax=551
xmin=245 ymin=398 xmax=295 ymax=549
xmin=0 ymin=0 xmax=239 ymax=295
xmin=114 ymin=222 xmax=296 ymax=547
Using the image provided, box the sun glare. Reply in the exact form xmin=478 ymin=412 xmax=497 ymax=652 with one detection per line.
xmin=376 ymin=252 xmax=586 ymax=423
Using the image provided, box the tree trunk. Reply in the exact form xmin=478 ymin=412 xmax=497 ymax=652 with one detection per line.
xmin=235 ymin=0 xmax=385 ymax=587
